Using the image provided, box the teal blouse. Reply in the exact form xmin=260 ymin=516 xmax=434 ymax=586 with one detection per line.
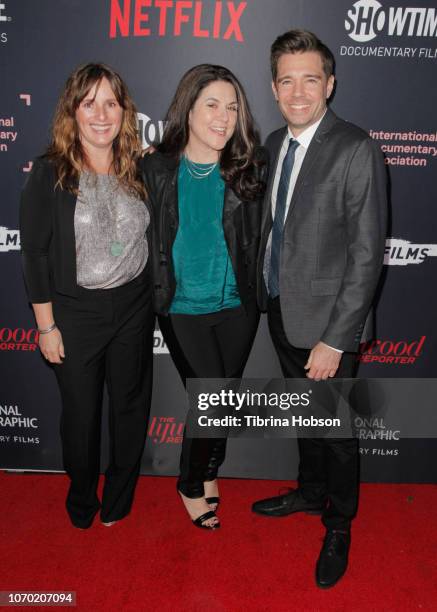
xmin=169 ymin=158 xmax=241 ymax=314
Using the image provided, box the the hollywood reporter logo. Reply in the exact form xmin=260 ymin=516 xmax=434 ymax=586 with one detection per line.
xmin=359 ymin=336 xmax=426 ymax=365
xmin=0 ymin=328 xmax=39 ymax=352
xmin=345 ymin=0 xmax=437 ymax=42
xmin=110 ymin=0 xmax=247 ymax=41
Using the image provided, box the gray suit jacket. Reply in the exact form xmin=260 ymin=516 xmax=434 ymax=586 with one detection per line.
xmin=257 ymin=109 xmax=387 ymax=352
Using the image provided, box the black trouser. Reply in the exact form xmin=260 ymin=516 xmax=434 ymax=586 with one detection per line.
xmin=158 ymin=302 xmax=259 ymax=498
xmin=267 ymin=296 xmax=359 ymax=531
xmin=52 ymin=270 xmax=154 ymax=528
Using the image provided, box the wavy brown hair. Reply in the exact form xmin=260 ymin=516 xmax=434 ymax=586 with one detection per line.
xmin=46 ymin=63 xmax=146 ymax=199
xmin=158 ymin=64 xmax=265 ymax=201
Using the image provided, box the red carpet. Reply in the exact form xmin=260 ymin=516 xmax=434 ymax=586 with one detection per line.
xmin=0 ymin=472 xmax=436 ymax=611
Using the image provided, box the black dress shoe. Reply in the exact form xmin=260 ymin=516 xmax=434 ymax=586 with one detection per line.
xmin=251 ymin=488 xmax=324 ymax=517
xmin=315 ymin=529 xmax=351 ymax=589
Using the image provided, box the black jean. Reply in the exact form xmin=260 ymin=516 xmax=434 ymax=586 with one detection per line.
xmin=267 ymin=296 xmax=359 ymax=531
xmin=158 ymin=302 xmax=259 ymax=498
xmin=52 ymin=270 xmax=154 ymax=528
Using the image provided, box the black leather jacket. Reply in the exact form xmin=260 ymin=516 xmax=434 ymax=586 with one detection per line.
xmin=141 ymin=149 xmax=268 ymax=315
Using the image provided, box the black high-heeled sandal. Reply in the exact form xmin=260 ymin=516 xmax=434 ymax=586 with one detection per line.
xmin=178 ymin=485 xmax=220 ymax=530
xmin=205 ymin=496 xmax=220 ymax=511
xmin=192 ymin=510 xmax=220 ymax=530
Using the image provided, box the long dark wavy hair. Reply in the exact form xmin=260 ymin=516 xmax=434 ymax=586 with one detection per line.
xmin=157 ymin=64 xmax=265 ymax=201
xmin=46 ymin=63 xmax=146 ymax=199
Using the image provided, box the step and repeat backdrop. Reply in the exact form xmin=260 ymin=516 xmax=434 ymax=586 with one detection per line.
xmin=1 ymin=0 xmax=436 ymax=482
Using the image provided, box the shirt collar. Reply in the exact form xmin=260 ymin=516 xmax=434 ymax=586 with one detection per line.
xmin=287 ymin=109 xmax=327 ymax=149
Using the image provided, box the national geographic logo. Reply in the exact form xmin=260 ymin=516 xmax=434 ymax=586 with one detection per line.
xmin=0 ymin=403 xmax=40 ymax=445
xmin=342 ymin=0 xmax=437 ymax=59
xmin=355 ymin=416 xmax=400 ymax=441
xmin=0 ymin=405 xmax=38 ymax=429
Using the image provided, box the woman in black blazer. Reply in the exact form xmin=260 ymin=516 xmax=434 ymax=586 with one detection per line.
xmin=20 ymin=63 xmax=154 ymax=529
xmin=142 ymin=64 xmax=267 ymax=529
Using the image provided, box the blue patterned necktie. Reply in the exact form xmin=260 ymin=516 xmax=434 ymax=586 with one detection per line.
xmin=268 ymin=138 xmax=299 ymax=298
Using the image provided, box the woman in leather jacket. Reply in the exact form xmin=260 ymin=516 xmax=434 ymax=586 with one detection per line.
xmin=142 ymin=64 xmax=267 ymax=530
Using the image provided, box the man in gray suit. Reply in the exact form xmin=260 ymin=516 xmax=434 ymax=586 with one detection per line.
xmin=252 ymin=30 xmax=387 ymax=588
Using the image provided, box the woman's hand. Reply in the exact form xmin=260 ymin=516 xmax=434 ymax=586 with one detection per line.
xmin=141 ymin=145 xmax=156 ymax=156
xmin=39 ymin=328 xmax=65 ymax=364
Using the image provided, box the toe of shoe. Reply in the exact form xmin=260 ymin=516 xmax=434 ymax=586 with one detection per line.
xmin=315 ymin=560 xmax=347 ymax=588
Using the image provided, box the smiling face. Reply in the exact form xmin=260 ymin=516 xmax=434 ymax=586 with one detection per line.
xmin=186 ymin=80 xmax=238 ymax=162
xmin=75 ymin=77 xmax=123 ymax=156
xmin=272 ymin=51 xmax=334 ymax=136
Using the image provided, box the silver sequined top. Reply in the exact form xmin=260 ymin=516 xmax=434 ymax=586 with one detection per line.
xmin=74 ymin=172 xmax=149 ymax=289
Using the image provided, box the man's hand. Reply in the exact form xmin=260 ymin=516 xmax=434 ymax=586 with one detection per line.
xmin=304 ymin=342 xmax=341 ymax=380
xmin=39 ymin=328 xmax=65 ymax=364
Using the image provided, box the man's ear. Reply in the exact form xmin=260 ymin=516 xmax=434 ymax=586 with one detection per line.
xmin=271 ymin=80 xmax=279 ymax=102
xmin=326 ymin=75 xmax=335 ymax=100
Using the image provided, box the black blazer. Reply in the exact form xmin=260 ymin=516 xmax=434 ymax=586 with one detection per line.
xmin=19 ymin=157 xmax=153 ymax=303
xmin=141 ymin=149 xmax=268 ymax=315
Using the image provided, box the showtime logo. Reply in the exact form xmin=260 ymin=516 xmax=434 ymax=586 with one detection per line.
xmin=345 ymin=0 xmax=437 ymax=42
xmin=148 ymin=415 xmax=184 ymax=444
xmin=0 ymin=226 xmax=20 ymax=252
xmin=110 ymin=0 xmax=247 ymax=41
xmin=384 ymin=238 xmax=437 ymax=266
xmin=0 ymin=327 xmax=39 ymax=352
xmin=358 ymin=335 xmax=426 ymax=365
xmin=137 ymin=112 xmax=165 ymax=148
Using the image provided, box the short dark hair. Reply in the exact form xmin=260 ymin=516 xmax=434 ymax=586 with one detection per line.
xmin=270 ymin=29 xmax=335 ymax=80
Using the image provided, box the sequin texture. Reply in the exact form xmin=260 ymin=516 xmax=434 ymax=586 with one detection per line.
xmin=74 ymin=172 xmax=149 ymax=289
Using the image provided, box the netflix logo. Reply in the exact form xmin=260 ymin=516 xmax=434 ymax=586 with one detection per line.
xmin=110 ymin=0 xmax=247 ymax=42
